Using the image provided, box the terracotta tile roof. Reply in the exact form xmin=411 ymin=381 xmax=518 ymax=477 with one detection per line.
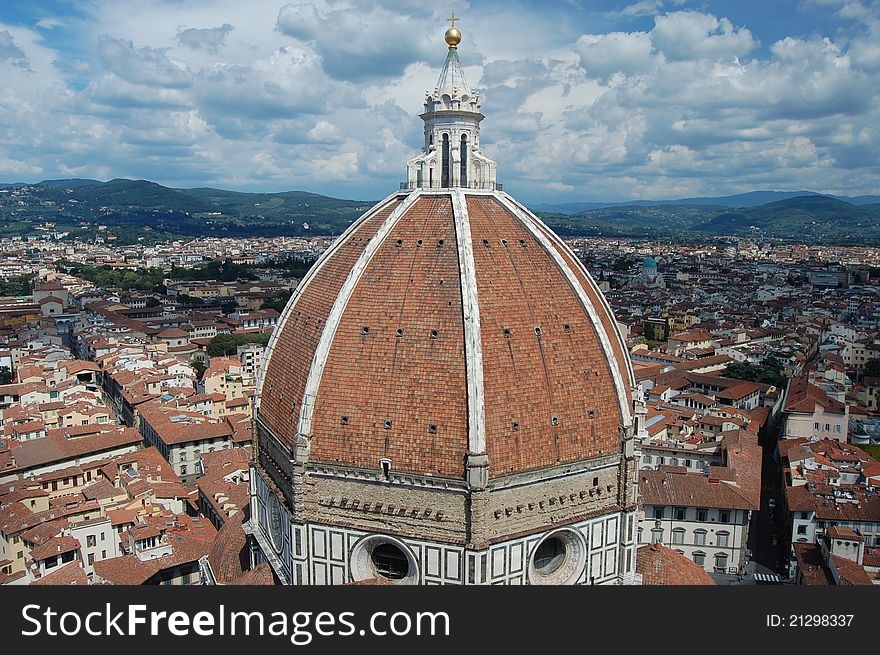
xmin=206 ymin=513 xmax=247 ymax=584
xmin=230 ymin=563 xmax=276 ymax=585
xmin=30 ymin=535 xmax=80 ymax=561
xmin=138 ymin=403 xmax=233 ymax=446
xmin=830 ymin=555 xmax=874 ymax=586
xmin=9 ymin=426 xmax=142 ymax=470
xmin=95 ymin=515 xmax=216 ymax=585
xmin=636 ymin=544 xmax=715 ymax=585
xmin=640 ymin=468 xmax=757 ymax=510
xmin=200 ymin=446 xmax=250 ymax=475
xmin=32 ymin=561 xmax=89 ymax=585
xmin=784 ymin=376 xmax=846 ymax=414
xmin=826 ymin=526 xmax=864 ymax=541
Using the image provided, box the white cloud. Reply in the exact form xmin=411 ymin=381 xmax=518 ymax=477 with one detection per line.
xmin=275 ymin=2 xmax=439 ymax=81
xmin=575 ymin=32 xmax=655 ymax=82
xmin=177 ymin=23 xmax=234 ymax=52
xmin=0 ymin=30 xmax=30 ymax=69
xmin=0 ymin=2 xmax=878 ymax=202
xmin=97 ymin=35 xmax=192 ymax=88
xmin=651 ymin=11 xmax=757 ymax=61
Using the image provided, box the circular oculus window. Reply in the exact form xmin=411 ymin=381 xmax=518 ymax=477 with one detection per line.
xmin=528 ymin=529 xmax=587 ymax=586
xmin=350 ymin=535 xmax=419 ymax=585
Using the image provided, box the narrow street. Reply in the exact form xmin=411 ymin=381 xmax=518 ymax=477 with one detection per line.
xmin=751 ymin=419 xmax=788 ymax=578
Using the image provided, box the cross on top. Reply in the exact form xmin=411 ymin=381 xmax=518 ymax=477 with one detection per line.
xmin=447 ymin=13 xmax=459 ymax=29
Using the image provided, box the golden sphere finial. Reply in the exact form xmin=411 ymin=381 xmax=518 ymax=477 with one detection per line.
xmin=445 ymin=13 xmax=461 ymax=47
xmin=445 ymin=27 xmax=462 ymax=47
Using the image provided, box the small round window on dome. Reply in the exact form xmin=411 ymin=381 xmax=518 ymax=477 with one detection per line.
xmin=501 ymin=239 xmax=509 ymax=247
xmin=395 ymin=239 xmax=403 ymax=247
xmin=341 ymin=415 xmax=349 ymax=426
xmin=551 ymin=415 xmax=559 ymax=426
xmin=430 ymin=329 xmax=439 ymax=339
xmin=438 ymin=239 xmax=445 ymax=246
xmin=512 ymin=421 xmax=520 ymax=431
xmin=384 ymin=420 xmax=392 ymax=430
xmin=396 ymin=328 xmax=404 ymax=337
xmin=519 ymin=239 xmax=526 ymax=247
xmin=563 ymin=323 xmax=572 ymax=333
xmin=416 ymin=239 xmax=423 ymax=246
xmin=503 ymin=327 xmax=511 ymax=338
xmin=534 ymin=326 xmax=542 ymax=336
xmin=482 ymin=239 xmax=489 ymax=247
xmin=362 ymin=326 xmax=370 ymax=336
xmin=428 ymin=424 xmax=437 ymax=434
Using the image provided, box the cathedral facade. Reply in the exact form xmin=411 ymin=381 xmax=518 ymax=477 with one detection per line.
xmin=247 ymin=22 xmax=645 ymax=586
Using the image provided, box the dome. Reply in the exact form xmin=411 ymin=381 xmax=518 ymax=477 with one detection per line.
xmin=642 ymin=256 xmax=657 ymax=269
xmin=256 ymin=189 xmax=634 ymax=479
xmin=249 ymin=19 xmax=643 ymax=586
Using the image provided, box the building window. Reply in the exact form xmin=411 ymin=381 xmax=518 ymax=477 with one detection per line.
xmin=696 ymin=509 xmax=707 ymax=522
xmin=720 ymin=511 xmax=730 ymax=523
xmin=693 ymin=552 xmax=706 ymax=566
xmin=181 ymin=465 xmax=187 ymax=475
xmin=714 ymin=553 xmax=728 ymax=573
xmin=694 ymin=530 xmax=707 ymax=546
xmin=653 ymin=507 xmax=665 ymax=520
xmin=441 ymin=133 xmax=450 ymax=188
xmin=797 ymin=525 xmax=807 ymax=535
xmin=460 ymin=134 xmax=468 ymax=187
xmin=675 ymin=507 xmax=686 ymax=521
xmin=672 ymin=529 xmax=685 ymax=545
xmin=87 ymin=535 xmax=96 ymax=547
xmin=717 ymin=531 xmax=730 ymax=548
xmin=88 ymin=554 xmax=94 ymax=565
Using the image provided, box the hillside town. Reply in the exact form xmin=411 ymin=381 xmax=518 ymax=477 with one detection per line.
xmin=1 ymin=231 xmax=878 ymax=586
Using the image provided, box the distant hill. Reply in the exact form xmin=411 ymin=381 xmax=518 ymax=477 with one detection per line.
xmin=531 ymin=190 xmax=880 ymax=214
xmin=0 ymin=178 xmax=376 ymax=244
xmin=1 ymin=178 xmax=878 ymax=245
xmin=536 ymin=195 xmax=880 ymax=244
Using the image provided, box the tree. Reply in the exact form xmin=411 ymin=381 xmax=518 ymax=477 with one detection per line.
xmin=866 ymin=358 xmax=880 ymax=379
xmin=207 ymin=332 xmax=271 ymax=357
xmin=0 ymin=366 xmax=12 ymax=385
xmin=261 ymin=289 xmax=293 ymax=313
xmin=724 ymin=356 xmax=787 ymax=388
xmin=190 ymin=358 xmax=208 ymax=381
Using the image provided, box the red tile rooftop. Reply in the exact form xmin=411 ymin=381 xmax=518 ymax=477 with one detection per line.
xmin=636 ymin=544 xmax=715 ymax=586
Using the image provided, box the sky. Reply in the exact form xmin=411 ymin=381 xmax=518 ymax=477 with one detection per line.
xmin=0 ymin=0 xmax=878 ymax=203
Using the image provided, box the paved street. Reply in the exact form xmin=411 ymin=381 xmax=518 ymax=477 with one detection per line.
xmin=750 ymin=418 xmax=789 ymax=580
